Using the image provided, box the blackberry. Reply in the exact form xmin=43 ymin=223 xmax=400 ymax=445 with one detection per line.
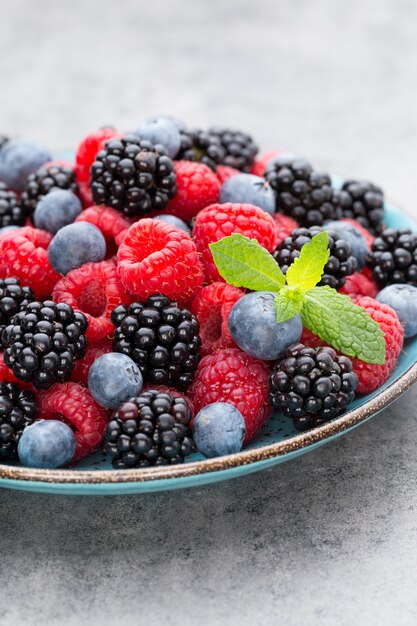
xmin=0 ymin=135 xmax=9 ymax=151
xmin=264 ymin=155 xmax=342 ymax=226
xmin=105 ymin=389 xmax=194 ymax=468
xmin=274 ymin=226 xmax=357 ymax=289
xmin=208 ymin=127 xmax=258 ymax=171
xmin=0 ymin=182 xmax=25 ymax=228
xmin=90 ymin=135 xmax=177 ymax=217
xmin=367 ymin=228 xmax=417 ymax=288
xmin=339 ymin=180 xmax=385 ymax=235
xmin=177 ymin=128 xmax=225 ymax=171
xmin=0 ymin=278 xmax=35 ymax=340
xmin=269 ymin=343 xmax=358 ymax=431
xmin=111 ymin=295 xmax=201 ymax=391
xmin=2 ymin=301 xmax=88 ymax=390
xmin=0 ymin=382 xmax=37 ymax=460
xmin=21 ymin=164 xmax=79 ymax=214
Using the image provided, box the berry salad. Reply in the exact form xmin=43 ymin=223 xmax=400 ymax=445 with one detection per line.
xmin=0 ymin=120 xmax=415 ymax=471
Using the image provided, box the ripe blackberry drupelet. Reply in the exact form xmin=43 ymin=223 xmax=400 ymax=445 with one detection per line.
xmin=269 ymin=343 xmax=358 ymax=431
xmin=2 ymin=301 xmax=88 ymax=390
xmin=339 ymin=180 xmax=385 ymax=235
xmin=274 ymin=226 xmax=358 ymax=289
xmin=0 ymin=182 xmax=25 ymax=228
xmin=264 ymin=156 xmax=341 ymax=226
xmin=208 ymin=127 xmax=258 ymax=171
xmin=0 ymin=278 xmax=35 ymax=340
xmin=21 ymin=164 xmax=79 ymax=214
xmin=90 ymin=135 xmax=177 ymax=217
xmin=111 ymin=295 xmax=201 ymax=391
xmin=177 ymin=128 xmax=226 ymax=171
xmin=367 ymin=228 xmax=417 ymax=288
xmin=105 ymin=389 xmax=194 ymax=468
xmin=0 ymin=382 xmax=37 ymax=460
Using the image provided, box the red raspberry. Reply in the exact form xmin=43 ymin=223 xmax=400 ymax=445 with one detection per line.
xmin=250 ymin=150 xmax=281 ymax=177
xmin=341 ymin=218 xmax=375 ymax=250
xmin=71 ymin=338 xmax=113 ymax=386
xmin=38 ymin=382 xmax=108 ymax=460
xmin=75 ymin=206 xmax=131 ymax=258
xmin=302 ymin=296 xmax=404 ymax=394
xmin=191 ymin=282 xmax=244 ymax=355
xmin=194 ymin=203 xmax=279 ymax=283
xmin=75 ymin=127 xmax=122 ymax=186
xmin=0 ymin=227 xmax=60 ymax=299
xmin=78 ymin=181 xmax=94 ymax=209
xmin=350 ymin=295 xmax=404 ymax=394
xmin=215 ymin=165 xmax=240 ymax=185
xmin=163 ymin=161 xmax=220 ymax=221
xmin=117 ymin=218 xmax=203 ymax=305
xmin=273 ymin=213 xmax=299 ymax=246
xmin=189 ymin=348 xmax=271 ymax=445
xmin=339 ymin=271 xmax=378 ymax=298
xmin=53 ymin=261 xmax=130 ymax=343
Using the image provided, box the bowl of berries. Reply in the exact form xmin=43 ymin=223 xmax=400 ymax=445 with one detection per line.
xmin=0 ymin=119 xmax=416 ymax=495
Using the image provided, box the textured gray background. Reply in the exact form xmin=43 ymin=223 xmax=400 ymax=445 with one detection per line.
xmin=1 ymin=0 xmax=417 ymax=624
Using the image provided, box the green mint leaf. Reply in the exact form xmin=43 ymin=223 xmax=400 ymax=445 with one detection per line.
xmin=209 ymin=234 xmax=285 ymax=292
xmin=301 ymin=286 xmax=385 ymax=364
xmin=286 ymin=231 xmax=330 ymax=291
xmin=275 ymin=287 xmax=305 ymax=323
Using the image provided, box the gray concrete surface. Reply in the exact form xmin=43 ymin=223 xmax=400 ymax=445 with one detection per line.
xmin=1 ymin=0 xmax=417 ymax=624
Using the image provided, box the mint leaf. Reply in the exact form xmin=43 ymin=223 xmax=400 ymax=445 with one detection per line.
xmin=209 ymin=234 xmax=285 ymax=292
xmin=275 ymin=287 xmax=305 ymax=323
xmin=301 ymin=286 xmax=385 ymax=364
xmin=286 ymin=231 xmax=330 ymax=291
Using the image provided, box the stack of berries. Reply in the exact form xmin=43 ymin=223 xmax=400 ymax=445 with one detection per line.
xmin=0 ymin=118 xmax=412 ymax=470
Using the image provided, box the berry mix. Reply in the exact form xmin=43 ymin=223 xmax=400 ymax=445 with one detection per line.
xmin=0 ymin=119 xmax=414 ymax=470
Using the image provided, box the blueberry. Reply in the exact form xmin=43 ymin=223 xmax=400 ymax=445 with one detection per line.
xmin=154 ymin=214 xmax=190 ymax=233
xmin=88 ymin=353 xmax=143 ymax=409
xmin=376 ymin=284 xmax=417 ymax=338
xmin=136 ymin=118 xmax=181 ymax=159
xmin=0 ymin=225 xmax=20 ymax=235
xmin=33 ymin=189 xmax=82 ymax=234
xmin=220 ymin=173 xmax=275 ymax=215
xmin=325 ymin=220 xmax=368 ymax=270
xmin=0 ymin=138 xmax=51 ymax=192
xmin=228 ymin=291 xmax=302 ymax=360
xmin=18 ymin=420 xmax=76 ymax=468
xmin=193 ymin=402 xmax=246 ymax=458
xmin=48 ymin=222 xmax=106 ymax=274
xmin=144 ymin=114 xmax=187 ymax=132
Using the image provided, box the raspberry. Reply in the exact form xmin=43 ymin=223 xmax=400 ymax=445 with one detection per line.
xmin=164 ymin=161 xmax=220 ymax=222
xmin=341 ymin=217 xmax=375 ymax=250
xmin=53 ymin=261 xmax=130 ymax=343
xmin=78 ymin=181 xmax=94 ymax=209
xmin=215 ymin=165 xmax=240 ymax=185
xmin=273 ymin=213 xmax=299 ymax=247
xmin=75 ymin=127 xmax=122 ymax=186
xmin=193 ymin=202 xmax=279 ymax=283
xmin=75 ymin=206 xmax=131 ymax=258
xmin=191 ymin=282 xmax=244 ymax=355
xmin=339 ymin=271 xmax=378 ymax=298
xmin=0 ymin=227 xmax=60 ymax=299
xmin=117 ymin=218 xmax=203 ymax=305
xmin=71 ymin=338 xmax=113 ymax=386
xmin=189 ymin=348 xmax=271 ymax=445
xmin=250 ymin=150 xmax=281 ymax=177
xmin=38 ymin=382 xmax=108 ymax=460
xmin=302 ymin=296 xmax=404 ymax=394
xmin=350 ymin=295 xmax=404 ymax=394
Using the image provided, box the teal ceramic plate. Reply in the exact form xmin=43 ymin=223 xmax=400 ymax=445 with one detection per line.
xmin=0 ymin=199 xmax=416 ymax=495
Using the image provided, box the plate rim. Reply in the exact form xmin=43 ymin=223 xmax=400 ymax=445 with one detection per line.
xmin=0 ymin=359 xmax=416 ymax=484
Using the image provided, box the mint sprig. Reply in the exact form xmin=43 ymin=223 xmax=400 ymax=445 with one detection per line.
xmin=209 ymin=232 xmax=386 ymax=365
